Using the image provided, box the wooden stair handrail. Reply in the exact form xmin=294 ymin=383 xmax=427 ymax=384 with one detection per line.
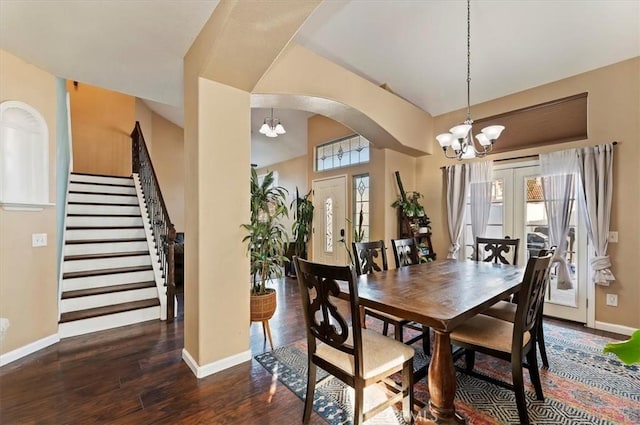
xmin=131 ymin=121 xmax=176 ymax=321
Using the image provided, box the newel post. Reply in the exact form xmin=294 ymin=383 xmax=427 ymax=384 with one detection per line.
xmin=131 ymin=121 xmax=141 ymax=174
xmin=166 ymin=226 xmax=177 ymax=322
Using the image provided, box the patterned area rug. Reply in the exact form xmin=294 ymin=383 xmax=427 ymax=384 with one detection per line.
xmin=255 ymin=323 xmax=640 ymax=424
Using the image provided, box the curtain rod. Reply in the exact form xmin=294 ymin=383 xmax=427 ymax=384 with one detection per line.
xmin=439 ymin=141 xmax=618 ymax=169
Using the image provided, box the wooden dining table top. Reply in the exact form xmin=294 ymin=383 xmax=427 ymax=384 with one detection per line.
xmin=339 ymin=259 xmax=525 ymax=332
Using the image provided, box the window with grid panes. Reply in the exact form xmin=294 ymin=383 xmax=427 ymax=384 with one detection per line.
xmin=315 ymin=134 xmax=370 ymax=172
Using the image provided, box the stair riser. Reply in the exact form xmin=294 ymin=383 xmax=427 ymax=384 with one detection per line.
xmin=60 ymin=288 xmax=158 ymax=313
xmin=68 ymin=193 xmax=138 ymax=205
xmin=67 ymin=216 xmax=143 ymax=228
xmin=63 ymin=255 xmax=152 ymax=273
xmin=64 ymin=241 xmax=149 ymax=256
xmin=59 ymin=306 xmax=160 ymax=338
xmin=66 ymin=228 xmax=146 ymax=241
xmin=68 ymin=204 xmax=141 ymax=215
xmin=68 ymin=182 xmax=136 ymax=195
xmin=63 ymin=270 xmax=155 ymax=292
xmin=70 ymin=174 xmax=134 ymax=186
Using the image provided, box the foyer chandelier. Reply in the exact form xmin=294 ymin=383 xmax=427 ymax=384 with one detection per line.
xmin=259 ymin=108 xmax=286 ymax=138
xmin=436 ymin=0 xmax=504 ymax=160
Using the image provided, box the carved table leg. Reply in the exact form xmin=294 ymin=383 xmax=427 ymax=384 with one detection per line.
xmin=419 ymin=330 xmax=465 ymax=424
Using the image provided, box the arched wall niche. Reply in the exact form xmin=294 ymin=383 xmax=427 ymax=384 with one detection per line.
xmin=0 ymin=100 xmax=51 ymax=210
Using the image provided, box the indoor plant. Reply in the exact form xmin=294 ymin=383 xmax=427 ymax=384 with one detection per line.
xmin=288 ymin=188 xmax=314 ymax=276
xmin=392 ymin=190 xmax=426 ymax=217
xmin=392 ymin=191 xmax=431 ymax=231
xmin=242 ymin=168 xmax=289 ymax=324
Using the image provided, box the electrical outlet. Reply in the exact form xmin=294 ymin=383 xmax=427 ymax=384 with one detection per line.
xmin=606 ymin=293 xmax=618 ymax=307
xmin=32 ymin=233 xmax=47 ymax=247
xmin=607 ymin=231 xmax=618 ymax=243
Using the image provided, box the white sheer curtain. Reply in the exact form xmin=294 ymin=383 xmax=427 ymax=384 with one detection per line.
xmin=469 ymin=161 xmax=493 ymax=259
xmin=540 ymin=149 xmax=578 ymax=289
xmin=445 ymin=164 xmax=470 ymax=259
xmin=576 ymin=143 xmax=615 ymax=286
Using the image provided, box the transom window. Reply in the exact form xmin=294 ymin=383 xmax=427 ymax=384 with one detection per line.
xmin=315 ymin=134 xmax=370 ymax=172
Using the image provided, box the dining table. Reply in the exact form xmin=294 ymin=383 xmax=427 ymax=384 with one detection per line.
xmin=337 ymin=259 xmax=525 ymax=424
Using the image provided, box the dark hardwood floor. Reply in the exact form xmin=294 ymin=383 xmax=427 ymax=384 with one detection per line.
xmin=0 ymin=277 xmax=626 ymax=424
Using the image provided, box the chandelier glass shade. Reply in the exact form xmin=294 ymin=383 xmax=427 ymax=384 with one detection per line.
xmin=258 ymin=108 xmax=286 ymax=138
xmin=436 ymin=0 xmax=504 ymax=160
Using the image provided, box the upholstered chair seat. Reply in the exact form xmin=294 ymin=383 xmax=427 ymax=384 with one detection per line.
xmin=317 ymin=327 xmax=415 ymax=379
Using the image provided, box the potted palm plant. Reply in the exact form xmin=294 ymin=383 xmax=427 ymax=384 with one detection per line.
xmin=287 ymin=188 xmax=314 ymax=276
xmin=242 ymin=168 xmax=289 ymax=325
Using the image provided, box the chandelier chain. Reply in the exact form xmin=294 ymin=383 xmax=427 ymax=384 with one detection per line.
xmin=466 ymin=0 xmax=471 ymax=122
xmin=434 ymin=0 xmax=504 ymax=160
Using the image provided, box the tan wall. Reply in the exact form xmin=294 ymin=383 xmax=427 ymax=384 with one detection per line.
xmin=256 ymin=155 xmax=307 ymax=239
xmin=151 ymin=114 xmax=185 ymax=232
xmin=135 ymin=98 xmax=153 ymax=153
xmin=182 ymin=75 xmax=251 ymax=366
xmin=417 ymin=58 xmax=640 ymax=329
xmin=383 ymin=149 xmax=418 ymax=254
xmin=0 ymin=50 xmax=58 ymax=354
xmin=67 ymin=81 xmax=135 ymax=177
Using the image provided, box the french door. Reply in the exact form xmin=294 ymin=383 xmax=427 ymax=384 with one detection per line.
xmin=311 ymin=175 xmax=347 ymax=266
xmin=465 ymin=163 xmax=588 ymax=323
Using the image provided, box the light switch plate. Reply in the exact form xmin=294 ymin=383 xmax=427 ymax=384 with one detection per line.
xmin=32 ymin=233 xmax=47 ymax=247
xmin=606 ymin=293 xmax=618 ymax=307
xmin=607 ymin=231 xmax=618 ymax=243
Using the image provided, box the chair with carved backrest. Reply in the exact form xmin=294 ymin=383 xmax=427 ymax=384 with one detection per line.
xmin=390 ymin=238 xmax=431 ymax=354
xmin=475 ymin=236 xmax=520 ymax=265
xmin=483 ymin=247 xmax=556 ymax=368
xmin=390 ymin=237 xmax=421 ymax=268
xmin=450 ymin=252 xmax=553 ymax=424
xmin=293 ymin=256 xmax=414 ymax=425
xmin=352 ymin=241 xmax=429 ymax=354
xmin=352 ymin=240 xmax=388 ymax=275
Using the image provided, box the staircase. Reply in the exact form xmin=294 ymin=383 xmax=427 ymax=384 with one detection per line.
xmin=59 ymin=172 xmax=162 ymax=338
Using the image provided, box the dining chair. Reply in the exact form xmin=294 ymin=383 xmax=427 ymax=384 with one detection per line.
xmin=293 ymin=256 xmax=414 ymax=425
xmin=483 ymin=247 xmax=556 ymax=368
xmin=352 ymin=241 xmax=429 ymax=353
xmin=390 ymin=238 xmax=431 ymax=354
xmin=390 ymin=237 xmax=421 ymax=268
xmin=449 ymin=252 xmax=553 ymax=425
xmin=352 ymin=240 xmax=388 ymax=275
xmin=475 ymin=236 xmax=520 ymax=265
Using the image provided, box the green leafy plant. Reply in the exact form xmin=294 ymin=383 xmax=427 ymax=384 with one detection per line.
xmin=603 ymin=329 xmax=640 ymax=365
xmin=290 ymin=188 xmax=314 ymax=259
xmin=391 ymin=191 xmax=425 ymax=217
xmin=391 ymin=191 xmax=431 ymax=230
xmin=242 ymin=168 xmax=289 ymax=295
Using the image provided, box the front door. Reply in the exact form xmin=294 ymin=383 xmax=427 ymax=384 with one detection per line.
xmin=312 ymin=176 xmax=347 ymax=265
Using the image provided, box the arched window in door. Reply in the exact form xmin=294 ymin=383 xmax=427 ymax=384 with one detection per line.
xmin=0 ymin=101 xmax=49 ymax=208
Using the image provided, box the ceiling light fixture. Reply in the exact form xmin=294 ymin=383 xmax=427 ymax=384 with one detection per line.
xmin=258 ymin=108 xmax=286 ymax=138
xmin=436 ymin=0 xmax=504 ymax=160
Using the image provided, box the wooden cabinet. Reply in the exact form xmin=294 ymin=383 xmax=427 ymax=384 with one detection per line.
xmin=397 ymin=210 xmax=436 ymax=261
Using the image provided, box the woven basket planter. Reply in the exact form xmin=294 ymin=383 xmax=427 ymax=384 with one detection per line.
xmin=250 ymin=288 xmax=277 ymax=322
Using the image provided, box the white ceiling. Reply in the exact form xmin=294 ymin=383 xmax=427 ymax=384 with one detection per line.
xmin=1 ymin=1 xmax=638 ymax=167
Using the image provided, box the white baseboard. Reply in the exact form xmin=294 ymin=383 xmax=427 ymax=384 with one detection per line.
xmin=182 ymin=347 xmax=252 ymax=379
xmin=594 ymin=320 xmax=636 ymax=337
xmin=0 ymin=333 xmax=60 ymax=367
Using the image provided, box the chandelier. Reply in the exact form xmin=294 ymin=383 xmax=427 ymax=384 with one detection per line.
xmin=258 ymin=108 xmax=286 ymax=138
xmin=436 ymin=0 xmax=504 ymax=160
